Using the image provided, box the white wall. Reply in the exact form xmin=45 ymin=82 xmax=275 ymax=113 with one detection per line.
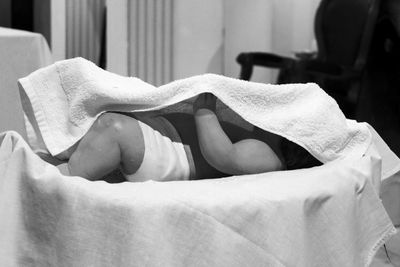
xmin=51 ymin=0 xmax=66 ymax=61
xmin=224 ymin=0 xmax=273 ymax=83
xmin=173 ymin=0 xmax=224 ymax=79
xmin=106 ymin=0 xmax=129 ymax=76
xmin=271 ymin=0 xmax=320 ymax=56
xmin=106 ymin=0 xmax=321 ymax=84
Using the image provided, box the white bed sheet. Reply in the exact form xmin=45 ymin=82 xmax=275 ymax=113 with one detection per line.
xmin=0 ymin=130 xmax=395 ymax=267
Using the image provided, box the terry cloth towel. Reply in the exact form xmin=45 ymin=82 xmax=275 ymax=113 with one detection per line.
xmin=19 ymin=58 xmax=370 ymax=161
xmin=0 ymin=130 xmax=396 ymax=267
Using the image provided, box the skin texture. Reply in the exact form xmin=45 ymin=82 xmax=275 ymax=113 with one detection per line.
xmin=68 ymin=113 xmax=145 ymax=180
xmin=192 ymin=93 xmax=283 ymax=175
xmin=64 ymin=93 xmax=284 ymax=181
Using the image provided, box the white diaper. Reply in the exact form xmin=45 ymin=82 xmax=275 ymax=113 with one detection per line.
xmin=123 ymin=117 xmax=192 ymax=182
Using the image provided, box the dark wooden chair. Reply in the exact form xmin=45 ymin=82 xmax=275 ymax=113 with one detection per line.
xmin=236 ymin=0 xmax=381 ymax=118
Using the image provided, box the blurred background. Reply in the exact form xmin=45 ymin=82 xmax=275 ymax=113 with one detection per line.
xmin=0 ymin=0 xmax=321 ymax=84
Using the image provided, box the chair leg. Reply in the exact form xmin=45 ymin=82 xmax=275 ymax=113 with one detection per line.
xmin=236 ymin=53 xmax=254 ymax=80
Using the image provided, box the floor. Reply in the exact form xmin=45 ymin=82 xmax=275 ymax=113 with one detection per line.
xmin=371 ymin=227 xmax=400 ymax=267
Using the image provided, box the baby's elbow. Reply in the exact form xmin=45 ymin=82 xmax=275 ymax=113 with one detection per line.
xmin=208 ymin=147 xmax=284 ymax=176
xmin=261 ymin=155 xmax=284 ymax=173
xmin=270 ymin=159 xmax=284 ymax=172
xmin=266 ymin=155 xmax=284 ymax=172
xmin=208 ymin=152 xmax=241 ymax=175
xmin=232 ymin=151 xmax=284 ymax=175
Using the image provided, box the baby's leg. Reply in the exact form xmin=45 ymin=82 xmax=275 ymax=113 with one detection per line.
xmin=67 ymin=113 xmax=145 ymax=181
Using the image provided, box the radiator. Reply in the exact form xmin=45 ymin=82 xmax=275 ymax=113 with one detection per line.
xmin=66 ymin=0 xmax=105 ymax=65
xmin=106 ymin=0 xmax=273 ymax=84
xmin=128 ymin=0 xmax=173 ymax=86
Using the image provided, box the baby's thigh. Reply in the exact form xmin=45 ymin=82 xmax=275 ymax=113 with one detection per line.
xmin=69 ymin=112 xmax=144 ymax=178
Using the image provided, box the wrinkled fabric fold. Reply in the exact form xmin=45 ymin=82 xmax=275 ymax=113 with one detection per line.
xmin=0 ymin=131 xmax=396 ymax=266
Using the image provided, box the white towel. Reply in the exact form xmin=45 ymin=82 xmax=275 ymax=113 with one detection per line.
xmin=19 ymin=57 xmax=372 ymax=164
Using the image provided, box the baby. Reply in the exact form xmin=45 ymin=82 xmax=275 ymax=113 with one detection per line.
xmin=59 ymin=93 xmax=320 ymax=182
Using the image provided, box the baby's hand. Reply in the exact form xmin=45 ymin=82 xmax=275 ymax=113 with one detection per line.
xmin=193 ymin=93 xmax=217 ymax=115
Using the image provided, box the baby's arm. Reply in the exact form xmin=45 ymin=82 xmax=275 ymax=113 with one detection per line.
xmin=193 ymin=93 xmax=282 ymax=175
